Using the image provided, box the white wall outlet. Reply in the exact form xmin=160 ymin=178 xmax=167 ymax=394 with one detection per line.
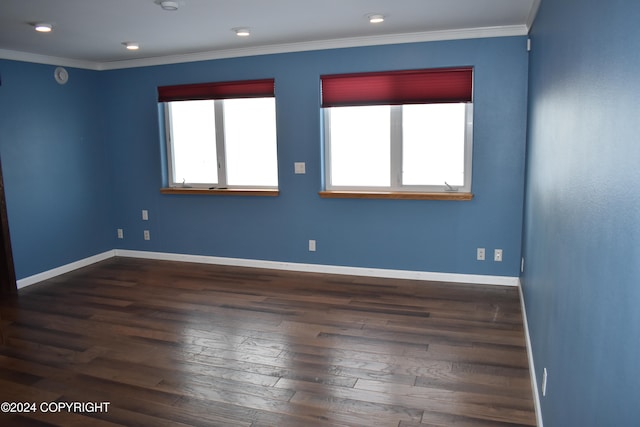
xmin=294 ymin=162 xmax=306 ymax=174
xmin=143 ymin=230 xmax=150 ymax=241
xmin=542 ymin=367 xmax=548 ymax=397
xmin=477 ymin=247 xmax=485 ymax=261
xmin=494 ymin=249 xmax=503 ymax=262
xmin=117 ymin=228 xmax=124 ymax=239
xmin=521 ymin=257 xmax=525 ymax=273
xmin=142 ymin=209 xmax=149 ymax=220
xmin=308 ymin=239 xmax=316 ymax=252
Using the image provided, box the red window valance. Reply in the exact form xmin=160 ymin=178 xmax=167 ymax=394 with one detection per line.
xmin=158 ymin=78 xmax=275 ymax=102
xmin=321 ymin=67 xmax=473 ymax=107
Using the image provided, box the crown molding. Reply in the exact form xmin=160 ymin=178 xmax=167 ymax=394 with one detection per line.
xmin=98 ymin=25 xmax=528 ymax=70
xmin=1 ymin=25 xmax=528 ymax=72
xmin=0 ymin=48 xmax=100 ymax=70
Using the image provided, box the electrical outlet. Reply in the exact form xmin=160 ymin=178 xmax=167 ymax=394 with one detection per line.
xmin=521 ymin=257 xmax=525 ymax=273
xmin=542 ymin=368 xmax=548 ymax=397
xmin=477 ymin=247 xmax=485 ymax=261
xmin=142 ymin=209 xmax=149 ymax=220
xmin=494 ymin=249 xmax=503 ymax=262
xmin=117 ymin=228 xmax=124 ymax=239
xmin=308 ymin=239 xmax=316 ymax=252
xmin=143 ymin=230 xmax=150 ymax=241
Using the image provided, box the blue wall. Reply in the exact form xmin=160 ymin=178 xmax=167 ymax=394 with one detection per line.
xmin=0 ymin=60 xmax=114 ymax=279
xmin=105 ymin=37 xmax=529 ymax=277
xmin=523 ymin=0 xmax=640 ymax=425
xmin=0 ymin=36 xmax=528 ymax=281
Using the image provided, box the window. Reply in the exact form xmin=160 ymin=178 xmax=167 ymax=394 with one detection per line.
xmin=159 ymin=79 xmax=278 ymax=190
xmin=321 ymin=68 xmax=473 ymax=195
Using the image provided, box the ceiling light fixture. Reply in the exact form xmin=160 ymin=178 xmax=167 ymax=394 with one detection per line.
xmin=34 ymin=23 xmax=53 ymax=32
xmin=123 ymin=42 xmax=140 ymax=50
xmin=233 ymin=28 xmax=251 ymax=37
xmin=367 ymin=14 xmax=385 ymax=24
xmin=154 ymin=0 xmax=179 ymax=11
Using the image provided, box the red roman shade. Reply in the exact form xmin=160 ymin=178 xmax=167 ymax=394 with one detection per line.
xmin=321 ymin=67 xmax=473 ymax=107
xmin=158 ymin=78 xmax=275 ymax=102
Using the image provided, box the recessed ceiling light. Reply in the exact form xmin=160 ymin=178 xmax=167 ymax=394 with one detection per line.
xmin=154 ymin=0 xmax=180 ymax=11
xmin=367 ymin=14 xmax=385 ymax=24
xmin=34 ymin=23 xmax=53 ymax=32
xmin=233 ymin=28 xmax=251 ymax=37
xmin=123 ymin=42 xmax=140 ymax=50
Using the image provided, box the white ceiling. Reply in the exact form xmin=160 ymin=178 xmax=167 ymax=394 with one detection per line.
xmin=0 ymin=0 xmax=540 ymax=70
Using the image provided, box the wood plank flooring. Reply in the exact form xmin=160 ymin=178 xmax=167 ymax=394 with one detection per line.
xmin=0 ymin=257 xmax=536 ymax=426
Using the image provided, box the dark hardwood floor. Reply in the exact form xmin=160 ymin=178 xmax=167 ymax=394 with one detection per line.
xmin=0 ymin=257 xmax=536 ymax=426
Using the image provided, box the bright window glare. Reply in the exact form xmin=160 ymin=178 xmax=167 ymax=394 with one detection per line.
xmin=169 ymin=100 xmax=218 ymax=184
xmin=403 ymin=103 xmax=466 ymax=186
xmin=224 ymin=98 xmax=278 ymax=186
xmin=329 ymin=106 xmax=390 ymax=186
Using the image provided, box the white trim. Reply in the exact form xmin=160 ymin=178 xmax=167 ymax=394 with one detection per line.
xmin=114 ymin=249 xmax=519 ymax=286
xmin=99 ymin=25 xmax=527 ymax=71
xmin=1 ymin=25 xmax=528 ymax=71
xmin=0 ymin=48 xmax=100 ymax=71
xmin=518 ymin=279 xmax=544 ymax=426
xmin=16 ymin=250 xmax=115 ymax=289
xmin=15 ymin=249 xmax=520 ymax=290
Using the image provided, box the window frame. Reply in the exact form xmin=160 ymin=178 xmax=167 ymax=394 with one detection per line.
xmin=159 ymin=79 xmax=279 ymax=192
xmin=323 ymin=102 xmax=474 ymax=194
xmin=320 ymin=67 xmax=474 ymax=197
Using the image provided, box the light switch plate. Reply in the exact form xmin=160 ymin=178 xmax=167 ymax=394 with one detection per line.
xmin=294 ymin=162 xmax=306 ymax=174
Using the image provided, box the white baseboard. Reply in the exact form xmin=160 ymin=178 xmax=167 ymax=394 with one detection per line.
xmin=114 ymin=249 xmax=519 ymax=286
xmin=519 ymin=280 xmax=544 ymax=427
xmin=15 ymin=249 xmax=520 ymax=290
xmin=16 ymin=250 xmax=116 ymax=289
